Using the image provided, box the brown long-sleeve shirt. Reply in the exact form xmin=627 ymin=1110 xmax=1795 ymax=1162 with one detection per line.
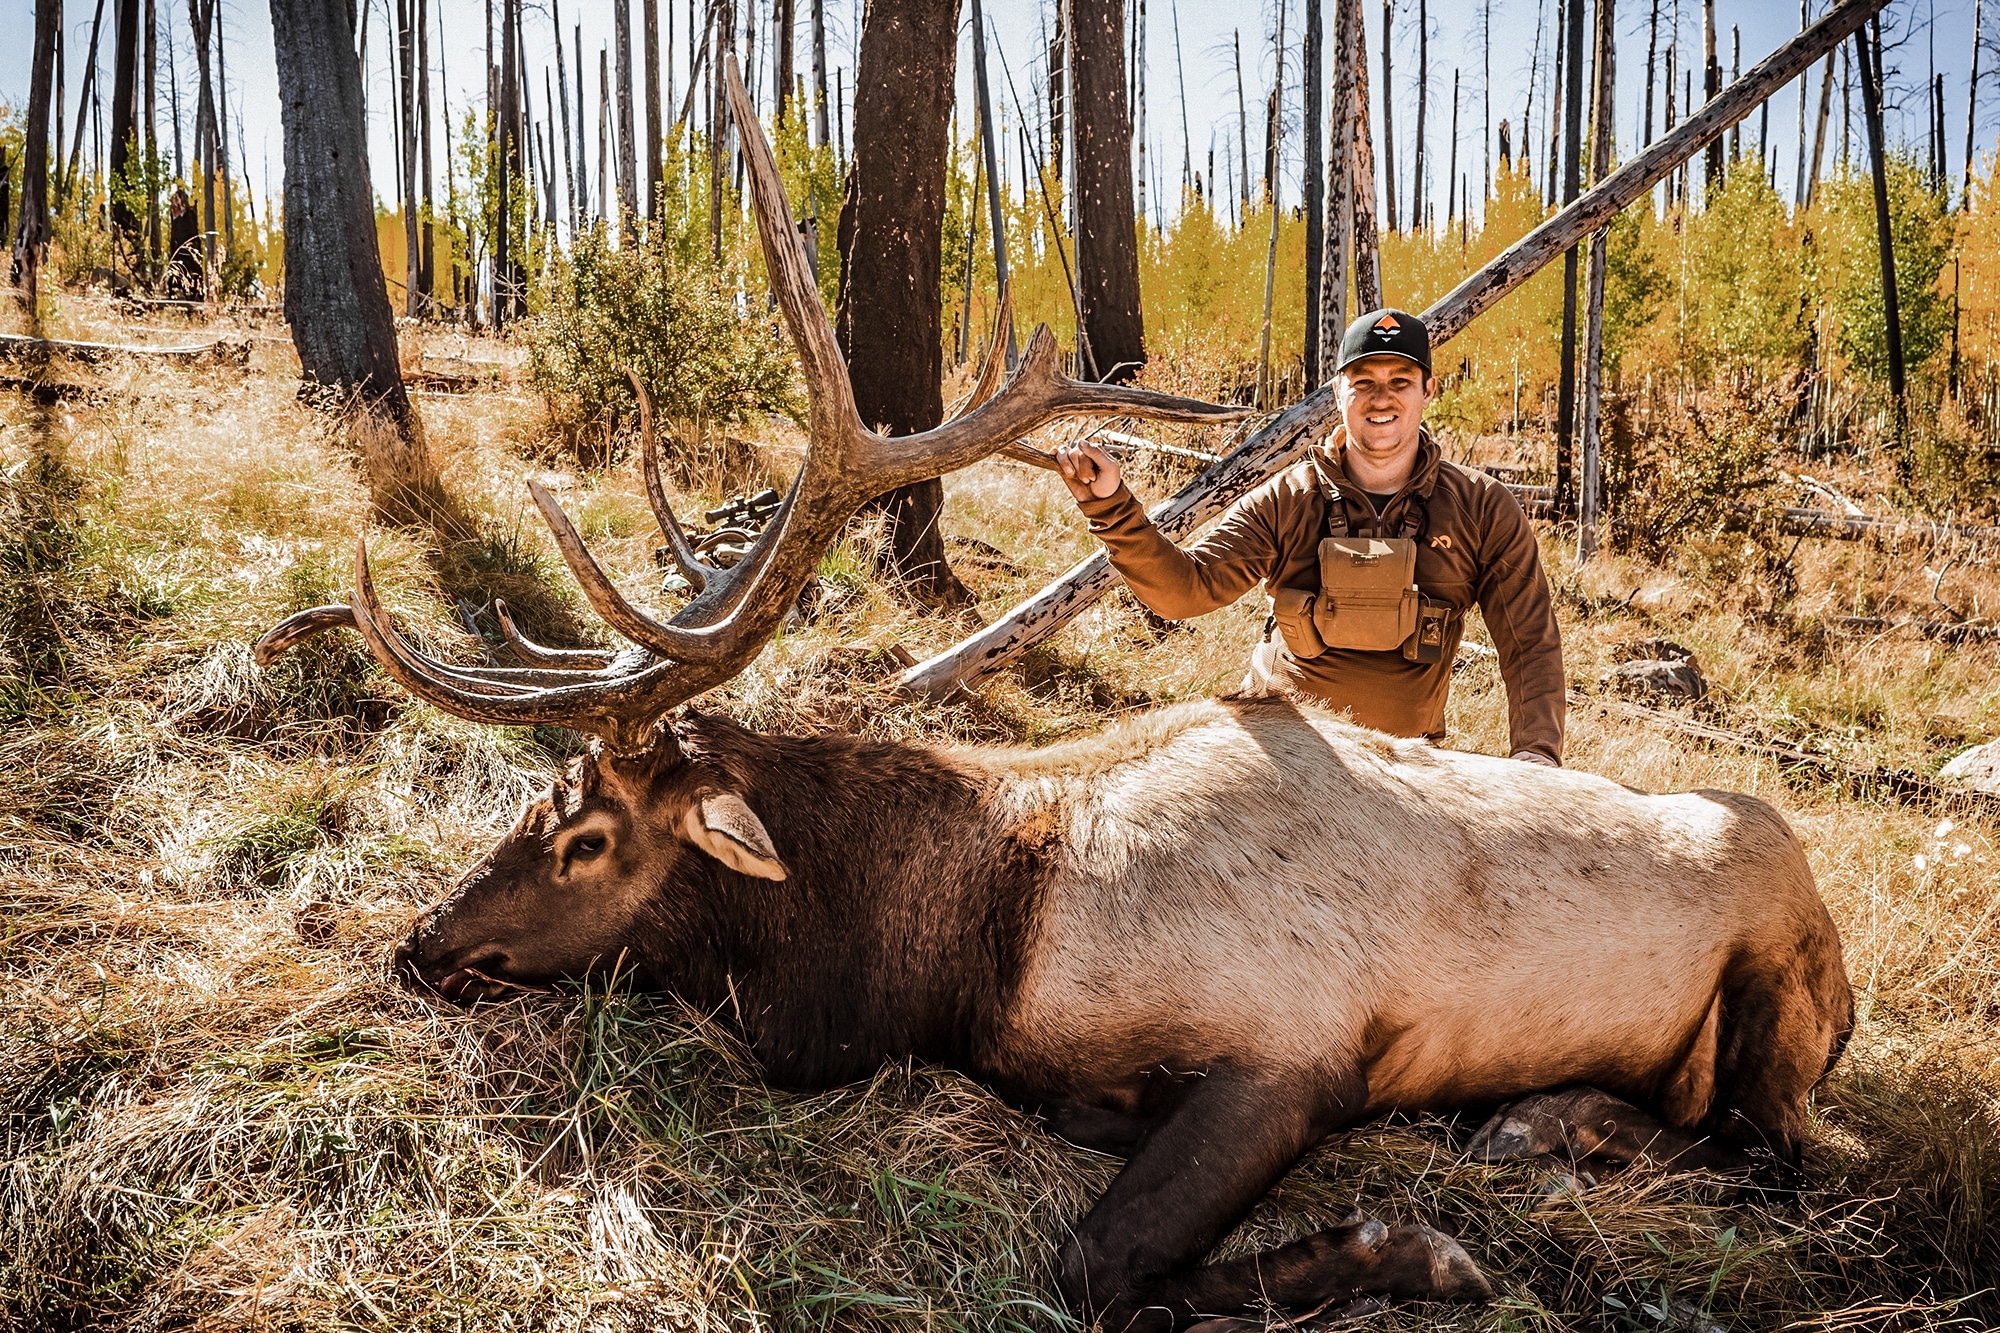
xmin=1078 ymin=428 xmax=1567 ymax=762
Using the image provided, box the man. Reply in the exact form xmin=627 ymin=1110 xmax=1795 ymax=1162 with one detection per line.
xmin=1055 ymin=308 xmax=1565 ymax=765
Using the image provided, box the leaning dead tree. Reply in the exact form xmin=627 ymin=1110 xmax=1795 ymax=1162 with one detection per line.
xmin=896 ymin=0 xmax=1894 ymax=700
xmin=255 ymin=58 xmax=1247 ymax=743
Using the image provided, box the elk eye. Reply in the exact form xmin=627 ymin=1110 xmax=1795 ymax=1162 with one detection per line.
xmin=570 ymin=834 xmax=608 ymax=861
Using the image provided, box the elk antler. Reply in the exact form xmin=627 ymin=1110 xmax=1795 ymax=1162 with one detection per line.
xmin=254 ymin=55 xmax=1252 ymax=752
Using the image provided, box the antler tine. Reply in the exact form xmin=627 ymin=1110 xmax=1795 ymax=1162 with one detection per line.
xmin=347 ymin=536 xmax=697 ymax=751
xmin=724 ymin=55 xmax=862 ymax=446
xmin=625 ymin=368 xmax=721 ymax=595
xmin=525 ymin=480 xmax=741 ymax=665
xmin=254 ymin=604 xmax=359 ymax=667
xmin=494 ymin=599 xmax=615 ymax=670
xmin=860 ymin=324 xmax=1256 ymax=492
xmin=948 ymin=287 xmax=1015 ymax=422
xmin=254 ymin=599 xmax=602 ymax=686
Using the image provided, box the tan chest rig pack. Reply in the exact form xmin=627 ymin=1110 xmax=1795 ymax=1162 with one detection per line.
xmin=1268 ymin=459 xmax=1451 ymax=664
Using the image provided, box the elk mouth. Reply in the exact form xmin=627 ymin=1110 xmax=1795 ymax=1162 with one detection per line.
xmin=394 ymin=941 xmax=534 ymax=1006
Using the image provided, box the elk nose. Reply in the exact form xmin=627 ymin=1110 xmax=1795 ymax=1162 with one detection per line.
xmin=390 ymin=933 xmax=423 ymax=987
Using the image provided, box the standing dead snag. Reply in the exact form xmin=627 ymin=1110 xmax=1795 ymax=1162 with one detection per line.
xmin=836 ymin=0 xmax=971 ymax=606
xmin=270 ymin=0 xmax=437 ymax=511
xmin=1070 ymin=0 xmax=1146 ymax=384
xmin=12 ymin=0 xmax=59 ymax=308
xmin=897 ymin=0 xmax=1894 ymax=700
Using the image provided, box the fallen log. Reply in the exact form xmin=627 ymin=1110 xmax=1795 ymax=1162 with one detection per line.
xmin=898 ymin=0 xmax=1893 ymax=699
xmin=1500 ymin=481 xmax=2000 ymax=546
xmin=0 ymin=331 xmax=250 ymax=365
xmin=1571 ymin=690 xmax=1996 ymax=811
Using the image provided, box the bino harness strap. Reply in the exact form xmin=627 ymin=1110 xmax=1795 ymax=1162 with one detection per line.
xmin=1268 ymin=457 xmax=1452 ymax=663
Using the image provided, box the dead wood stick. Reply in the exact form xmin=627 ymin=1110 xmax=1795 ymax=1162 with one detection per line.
xmin=1572 ymin=690 xmax=1996 ymax=811
xmin=0 ymin=332 xmax=248 ymax=364
xmin=1500 ymin=481 xmax=2000 ymax=548
xmin=896 ymin=0 xmax=1891 ymax=701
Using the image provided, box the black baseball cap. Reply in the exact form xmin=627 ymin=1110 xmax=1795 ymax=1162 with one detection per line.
xmin=1336 ymin=308 xmax=1433 ymax=376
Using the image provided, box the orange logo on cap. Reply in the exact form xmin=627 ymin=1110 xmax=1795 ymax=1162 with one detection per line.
xmin=1375 ymin=314 xmax=1400 ymax=331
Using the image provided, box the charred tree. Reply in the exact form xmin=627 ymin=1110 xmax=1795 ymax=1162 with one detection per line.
xmin=1304 ymin=0 xmax=1325 ymax=387
xmin=399 ymin=0 xmax=418 ymax=315
xmin=616 ymin=0 xmax=638 ymax=234
xmin=1350 ymin=0 xmax=1382 ymax=307
xmin=1380 ymin=0 xmax=1396 ymax=231
xmin=1967 ymin=0 xmax=1983 ymax=206
xmin=812 ymin=0 xmax=829 ymax=146
xmin=270 ymin=0 xmax=433 ymax=506
xmin=836 ymin=0 xmax=970 ymax=606
xmin=420 ymin=0 xmax=435 ymax=308
xmin=1554 ymin=0 xmax=1584 ymax=513
xmin=12 ymin=0 xmax=59 ymax=307
xmin=1413 ymin=0 xmax=1427 ymax=228
xmin=1857 ymin=18 xmax=1905 ymax=449
xmin=111 ymin=0 xmax=140 ymax=241
xmin=970 ymin=0 xmax=1016 ymax=364
xmin=145 ymin=0 xmax=159 ymax=278
xmin=1072 ymin=0 xmax=1146 ymax=382
xmin=645 ymin=0 xmax=663 ymax=218
xmin=1578 ymin=0 xmax=1614 ymax=561
xmin=1703 ymin=0 xmax=1719 ymax=189
xmin=774 ymin=0 xmax=794 ymax=124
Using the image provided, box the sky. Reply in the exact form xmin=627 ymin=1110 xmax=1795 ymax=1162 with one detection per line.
xmin=0 ymin=0 xmax=1986 ymax=235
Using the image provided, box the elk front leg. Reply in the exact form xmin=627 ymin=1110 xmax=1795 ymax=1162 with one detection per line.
xmin=1056 ymin=1066 xmax=1492 ymax=1332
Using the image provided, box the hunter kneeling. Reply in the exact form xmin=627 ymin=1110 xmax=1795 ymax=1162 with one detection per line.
xmin=1057 ymin=308 xmax=1566 ymax=766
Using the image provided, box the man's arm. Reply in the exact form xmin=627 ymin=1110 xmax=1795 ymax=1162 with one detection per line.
xmin=1059 ymin=442 xmax=1281 ymax=621
xmin=1470 ymin=488 xmax=1567 ymax=765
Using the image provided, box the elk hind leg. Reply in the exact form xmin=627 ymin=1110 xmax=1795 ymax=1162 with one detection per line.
xmin=1703 ymin=942 xmax=1855 ymax=1172
xmin=1470 ymin=993 xmax=1747 ymax=1176
xmin=1468 ymin=1084 xmax=1749 ymax=1176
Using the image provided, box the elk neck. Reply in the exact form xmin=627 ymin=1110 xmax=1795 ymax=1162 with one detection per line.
xmin=641 ymin=713 xmax=1052 ymax=1090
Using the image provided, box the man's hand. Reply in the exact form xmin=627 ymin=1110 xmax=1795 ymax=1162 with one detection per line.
xmin=1055 ymin=440 xmax=1122 ymax=502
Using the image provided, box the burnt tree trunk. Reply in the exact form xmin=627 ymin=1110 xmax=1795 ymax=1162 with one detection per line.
xmin=1304 ymin=0 xmax=1324 ymax=387
xmin=1857 ymin=18 xmax=1905 ymax=447
xmin=644 ymin=0 xmax=662 ymax=219
xmin=1071 ymin=0 xmax=1145 ymax=382
xmin=270 ymin=0 xmax=429 ymax=501
xmin=774 ymin=0 xmax=795 ymax=124
xmin=1349 ymin=0 xmax=1382 ymax=309
xmin=111 ymin=0 xmax=140 ymax=239
xmin=835 ymin=0 xmax=970 ymax=607
xmin=1554 ymin=0 xmax=1584 ymax=513
xmin=12 ymin=0 xmax=59 ymax=306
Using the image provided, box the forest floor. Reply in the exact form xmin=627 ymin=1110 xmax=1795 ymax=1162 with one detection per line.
xmin=3 ymin=296 xmax=1999 ymax=1332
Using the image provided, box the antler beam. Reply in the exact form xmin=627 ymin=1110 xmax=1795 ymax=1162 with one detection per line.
xmin=253 ymin=54 xmax=1249 ymax=752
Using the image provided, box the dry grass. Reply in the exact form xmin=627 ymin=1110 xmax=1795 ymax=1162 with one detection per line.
xmin=4 ymin=303 xmax=2000 ymax=1331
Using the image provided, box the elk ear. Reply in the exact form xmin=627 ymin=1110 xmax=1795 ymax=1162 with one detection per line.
xmin=682 ymin=792 xmax=789 ymax=881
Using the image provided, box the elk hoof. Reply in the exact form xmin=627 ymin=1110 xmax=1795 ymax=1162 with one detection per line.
xmin=1467 ymin=1086 xmax=1628 ymax=1163
xmin=1372 ymin=1223 xmax=1495 ymax=1303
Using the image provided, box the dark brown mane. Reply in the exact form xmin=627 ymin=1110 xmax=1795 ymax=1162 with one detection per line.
xmin=643 ymin=713 xmax=1051 ymax=1088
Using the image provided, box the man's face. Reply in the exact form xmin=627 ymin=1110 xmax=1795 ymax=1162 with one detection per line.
xmin=1336 ymin=355 xmax=1437 ymax=461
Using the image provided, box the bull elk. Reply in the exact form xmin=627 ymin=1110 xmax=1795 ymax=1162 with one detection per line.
xmin=256 ymin=58 xmax=1853 ymax=1332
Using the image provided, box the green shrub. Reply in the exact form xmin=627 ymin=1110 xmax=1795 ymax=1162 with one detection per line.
xmin=523 ymin=228 xmax=802 ymax=467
